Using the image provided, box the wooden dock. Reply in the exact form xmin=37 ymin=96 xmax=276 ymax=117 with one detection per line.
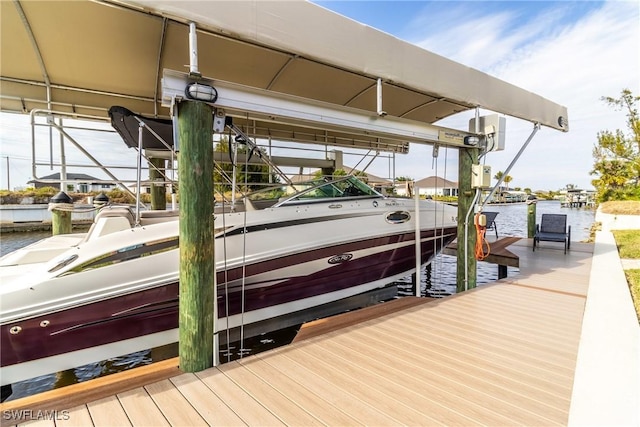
xmin=1 ymin=239 xmax=595 ymax=426
xmin=442 ymin=236 xmax=521 ymax=278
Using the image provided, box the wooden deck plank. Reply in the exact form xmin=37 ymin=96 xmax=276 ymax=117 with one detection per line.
xmin=86 ymin=396 xmax=131 ymax=427
xmin=0 ymin=358 xmax=181 ymax=426
xmin=333 ymin=328 xmax=570 ymax=417
xmin=428 ymin=293 xmax=585 ymax=331
xmin=54 ymin=406 xmax=92 ymax=427
xmin=441 ymin=296 xmax=586 ymax=332
xmin=278 ymin=343 xmax=458 ymax=425
xmin=301 ymin=332 xmax=568 ymax=426
xmin=167 ymin=374 xmax=245 ymax=427
xmin=444 ymin=236 xmax=521 ymax=267
xmin=293 ymin=296 xmax=434 ymax=342
xmin=195 ymin=367 xmax=284 ymax=426
xmin=375 ymin=305 xmax=579 ymax=374
xmin=144 ymin=380 xmax=207 ymax=427
xmin=15 ymin=419 xmax=54 ymax=427
xmin=217 ymin=362 xmax=323 ymax=426
xmin=349 ymin=321 xmax=574 ymax=397
xmin=293 ymin=338 xmax=519 ymax=426
xmin=256 ymin=348 xmax=402 ymax=426
xmin=417 ymin=300 xmax=584 ymax=352
xmin=237 ymin=357 xmax=361 ymax=426
xmin=116 ymin=388 xmax=169 ymax=427
xmin=371 ymin=315 xmax=576 ymax=388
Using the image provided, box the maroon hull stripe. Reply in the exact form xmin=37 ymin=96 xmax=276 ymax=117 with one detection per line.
xmin=1 ymin=227 xmax=455 ymax=367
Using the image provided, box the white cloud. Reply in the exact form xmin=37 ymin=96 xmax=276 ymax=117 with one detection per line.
xmin=370 ymin=0 xmax=640 ymax=191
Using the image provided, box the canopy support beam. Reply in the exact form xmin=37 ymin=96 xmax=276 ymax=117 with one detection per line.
xmin=162 ymin=69 xmax=480 ymax=151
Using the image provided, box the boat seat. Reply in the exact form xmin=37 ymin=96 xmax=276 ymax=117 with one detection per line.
xmin=139 ymin=209 xmax=179 ymax=225
xmin=83 ymin=207 xmax=135 ymax=242
xmin=533 ymin=213 xmax=571 ymax=254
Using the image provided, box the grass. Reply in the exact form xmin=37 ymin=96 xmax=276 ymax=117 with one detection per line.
xmin=602 ymin=200 xmax=640 ymax=321
xmin=612 ymin=230 xmax=640 ymax=258
xmin=612 ymin=229 xmax=640 ymax=323
xmin=600 ymin=200 xmax=640 ymax=215
xmin=624 ymin=270 xmax=640 ymax=323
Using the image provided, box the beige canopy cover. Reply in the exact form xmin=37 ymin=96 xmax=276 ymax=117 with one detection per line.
xmin=0 ymin=0 xmax=568 ymax=152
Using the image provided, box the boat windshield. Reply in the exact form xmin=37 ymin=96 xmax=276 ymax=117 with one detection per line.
xmin=245 ymin=176 xmax=383 ymax=208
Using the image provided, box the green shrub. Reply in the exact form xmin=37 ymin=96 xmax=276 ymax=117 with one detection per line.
xmin=598 ymin=184 xmax=640 ymax=203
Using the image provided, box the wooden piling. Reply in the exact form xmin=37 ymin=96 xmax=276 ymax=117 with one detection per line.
xmin=49 ymin=191 xmax=73 ymax=235
xmin=149 ymin=157 xmax=167 ymax=211
xmin=456 ymin=147 xmax=478 ymax=292
xmin=177 ymin=100 xmax=215 ymax=373
xmin=527 ymin=201 xmax=536 ymax=238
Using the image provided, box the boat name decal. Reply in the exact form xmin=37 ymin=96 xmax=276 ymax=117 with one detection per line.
xmin=328 ymin=253 xmax=353 ymax=264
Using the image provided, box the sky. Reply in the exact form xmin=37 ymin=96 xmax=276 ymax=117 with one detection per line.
xmin=1 ymin=0 xmax=639 ymax=191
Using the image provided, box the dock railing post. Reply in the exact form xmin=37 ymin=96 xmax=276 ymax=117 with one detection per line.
xmin=414 ymin=185 xmax=421 ymax=297
xmin=177 ymin=100 xmax=215 ymax=373
xmin=456 ymin=147 xmax=478 ymax=292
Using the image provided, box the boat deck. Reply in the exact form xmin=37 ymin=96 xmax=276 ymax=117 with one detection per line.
xmin=2 ymin=239 xmax=597 ymax=426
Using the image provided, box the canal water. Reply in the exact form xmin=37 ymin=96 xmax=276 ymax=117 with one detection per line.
xmin=397 ymin=200 xmax=597 ymax=298
xmin=1 ymin=200 xmax=595 ymax=401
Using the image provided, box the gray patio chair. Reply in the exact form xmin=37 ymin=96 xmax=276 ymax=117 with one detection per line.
xmin=533 ymin=213 xmax=571 ymax=254
xmin=483 ymin=211 xmax=499 ymax=239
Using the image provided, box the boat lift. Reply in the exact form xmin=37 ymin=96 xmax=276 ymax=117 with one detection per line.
xmin=1 ymin=0 xmax=569 ymax=373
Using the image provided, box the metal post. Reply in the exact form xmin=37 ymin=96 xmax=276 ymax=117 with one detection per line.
xmin=5 ymin=157 xmax=9 ymax=190
xmin=189 ymin=22 xmax=199 ymax=75
xmin=135 ymin=123 xmax=143 ymax=225
xmin=414 ymin=185 xmax=421 ymax=297
xmin=59 ymin=118 xmax=66 ymax=191
xmin=481 ymin=123 xmax=541 ymax=207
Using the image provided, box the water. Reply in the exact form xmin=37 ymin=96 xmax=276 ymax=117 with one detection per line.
xmin=0 ymin=200 xmax=595 ymax=400
xmin=0 ymin=231 xmax=51 ymax=256
xmin=396 ymin=200 xmax=596 ymax=298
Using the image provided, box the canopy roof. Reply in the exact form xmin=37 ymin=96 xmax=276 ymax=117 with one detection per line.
xmin=0 ymin=0 xmax=568 ymax=153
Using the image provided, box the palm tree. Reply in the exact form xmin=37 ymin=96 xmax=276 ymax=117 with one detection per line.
xmin=503 ymin=175 xmax=513 ymax=189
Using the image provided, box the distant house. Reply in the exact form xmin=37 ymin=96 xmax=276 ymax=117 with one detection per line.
xmin=29 ymin=173 xmax=115 ymax=193
xmin=127 ymin=181 xmax=154 ymax=194
xmin=396 ymin=176 xmax=458 ymax=197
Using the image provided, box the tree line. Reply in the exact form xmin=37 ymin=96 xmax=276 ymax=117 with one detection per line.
xmin=592 ymin=89 xmax=640 ymax=202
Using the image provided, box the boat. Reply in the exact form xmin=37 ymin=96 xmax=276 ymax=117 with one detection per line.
xmin=0 ymin=173 xmax=458 ymax=388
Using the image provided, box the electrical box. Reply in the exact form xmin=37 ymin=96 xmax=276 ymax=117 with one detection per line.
xmin=469 ymin=114 xmax=506 ymax=151
xmin=472 ymin=164 xmax=491 ymax=188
